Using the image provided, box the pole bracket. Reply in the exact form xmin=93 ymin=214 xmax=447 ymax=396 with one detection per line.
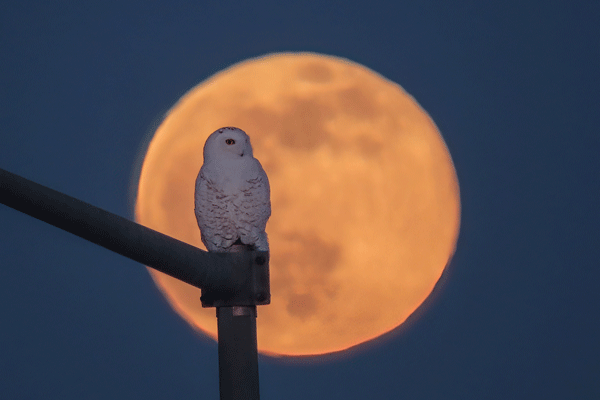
xmin=200 ymin=250 xmax=270 ymax=308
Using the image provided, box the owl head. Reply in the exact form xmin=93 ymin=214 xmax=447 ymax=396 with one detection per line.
xmin=203 ymin=127 xmax=254 ymax=162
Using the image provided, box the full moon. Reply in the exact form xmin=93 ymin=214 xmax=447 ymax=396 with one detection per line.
xmin=135 ymin=53 xmax=460 ymax=357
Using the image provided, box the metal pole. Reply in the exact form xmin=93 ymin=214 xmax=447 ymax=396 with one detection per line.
xmin=217 ymin=306 xmax=260 ymax=400
xmin=0 ymin=168 xmax=268 ymax=399
xmin=214 ymin=243 xmax=261 ymax=400
xmin=0 ymin=167 xmax=264 ymax=293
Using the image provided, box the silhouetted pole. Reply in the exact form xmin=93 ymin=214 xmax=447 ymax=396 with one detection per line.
xmin=0 ymin=167 xmax=269 ymax=400
xmin=203 ymin=244 xmax=261 ymax=400
xmin=216 ymin=306 xmax=259 ymax=399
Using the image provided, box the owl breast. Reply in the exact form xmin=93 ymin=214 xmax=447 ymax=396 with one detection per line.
xmin=194 ymin=168 xmax=270 ymax=252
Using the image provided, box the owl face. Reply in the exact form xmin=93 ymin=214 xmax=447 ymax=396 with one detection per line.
xmin=203 ymin=127 xmax=254 ymax=162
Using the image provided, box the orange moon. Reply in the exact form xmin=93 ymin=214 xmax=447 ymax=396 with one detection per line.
xmin=135 ymin=53 xmax=460 ymax=357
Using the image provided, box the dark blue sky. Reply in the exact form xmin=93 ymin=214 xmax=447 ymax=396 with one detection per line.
xmin=1 ymin=1 xmax=598 ymax=399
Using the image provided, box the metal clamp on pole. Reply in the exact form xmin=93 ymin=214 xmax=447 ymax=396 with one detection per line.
xmin=200 ymin=250 xmax=270 ymax=308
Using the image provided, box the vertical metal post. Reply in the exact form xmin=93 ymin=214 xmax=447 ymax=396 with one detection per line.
xmin=214 ymin=243 xmax=261 ymax=400
xmin=217 ymin=306 xmax=260 ymax=400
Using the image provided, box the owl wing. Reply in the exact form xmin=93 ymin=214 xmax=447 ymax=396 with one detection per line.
xmin=234 ymin=165 xmax=271 ymax=251
xmin=194 ymin=170 xmax=239 ymax=252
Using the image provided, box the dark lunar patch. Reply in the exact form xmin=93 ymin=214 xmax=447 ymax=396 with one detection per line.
xmin=337 ymin=86 xmax=377 ymax=119
xmin=296 ymin=62 xmax=333 ymax=83
xmin=271 ymin=232 xmax=341 ymax=320
xmin=277 ymin=98 xmax=334 ymax=150
xmin=356 ymin=134 xmax=384 ymax=159
xmin=286 ymin=293 xmax=318 ymax=319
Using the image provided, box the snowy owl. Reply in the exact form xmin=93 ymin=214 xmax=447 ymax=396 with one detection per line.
xmin=194 ymin=127 xmax=271 ymax=253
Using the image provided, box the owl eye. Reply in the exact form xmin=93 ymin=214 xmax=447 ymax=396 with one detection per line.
xmin=225 ymin=139 xmax=235 ymax=145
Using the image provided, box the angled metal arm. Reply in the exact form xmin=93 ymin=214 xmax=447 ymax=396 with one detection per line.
xmin=0 ymin=167 xmax=268 ymax=400
xmin=0 ymin=167 xmax=269 ymax=303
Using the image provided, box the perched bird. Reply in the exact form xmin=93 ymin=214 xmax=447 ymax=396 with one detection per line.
xmin=194 ymin=127 xmax=271 ymax=252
